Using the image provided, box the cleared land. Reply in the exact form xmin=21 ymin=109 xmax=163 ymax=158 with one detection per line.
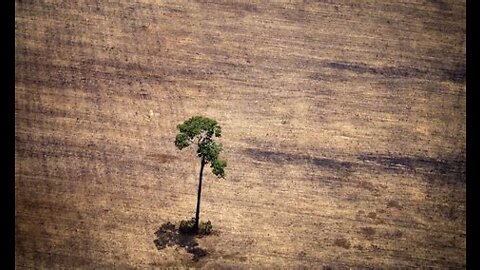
xmin=15 ymin=0 xmax=465 ymax=268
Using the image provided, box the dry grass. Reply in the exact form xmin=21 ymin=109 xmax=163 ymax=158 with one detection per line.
xmin=15 ymin=0 xmax=465 ymax=268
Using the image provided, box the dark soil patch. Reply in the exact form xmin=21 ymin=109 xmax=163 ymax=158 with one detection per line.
xmin=384 ymin=229 xmax=403 ymax=239
xmin=153 ymin=222 xmax=208 ymax=261
xmin=334 ymin=237 xmax=351 ymax=249
xmin=325 ymin=61 xmax=426 ymax=79
xmin=243 ymin=148 xmax=354 ymax=171
xmin=358 ymin=153 xmax=465 ymax=181
xmin=441 ymin=64 xmax=465 ymax=83
xmin=360 ymin=227 xmax=376 ymax=239
xmin=387 ymin=200 xmax=402 ymax=209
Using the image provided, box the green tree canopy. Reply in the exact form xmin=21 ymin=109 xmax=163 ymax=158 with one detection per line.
xmin=175 ymin=116 xmax=227 ymax=178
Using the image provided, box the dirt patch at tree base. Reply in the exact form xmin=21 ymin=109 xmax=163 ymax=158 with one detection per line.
xmin=154 ymin=222 xmax=208 ymax=261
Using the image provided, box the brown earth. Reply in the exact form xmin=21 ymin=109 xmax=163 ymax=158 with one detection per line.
xmin=15 ymin=0 xmax=465 ymax=268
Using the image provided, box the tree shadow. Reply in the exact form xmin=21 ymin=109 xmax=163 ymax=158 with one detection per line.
xmin=153 ymin=222 xmax=208 ymax=261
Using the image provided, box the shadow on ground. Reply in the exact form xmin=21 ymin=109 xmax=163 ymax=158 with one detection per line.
xmin=154 ymin=222 xmax=208 ymax=261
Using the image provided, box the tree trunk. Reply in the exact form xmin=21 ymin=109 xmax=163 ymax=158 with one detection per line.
xmin=194 ymin=156 xmax=205 ymax=232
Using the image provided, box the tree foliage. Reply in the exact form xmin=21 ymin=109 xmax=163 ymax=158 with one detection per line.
xmin=175 ymin=116 xmax=227 ymax=178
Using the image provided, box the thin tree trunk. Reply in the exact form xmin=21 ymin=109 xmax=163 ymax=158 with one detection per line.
xmin=194 ymin=156 xmax=205 ymax=232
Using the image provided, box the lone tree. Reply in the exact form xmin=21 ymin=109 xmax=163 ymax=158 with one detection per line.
xmin=174 ymin=116 xmax=227 ymax=232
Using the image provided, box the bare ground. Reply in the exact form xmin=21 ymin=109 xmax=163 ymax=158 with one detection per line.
xmin=15 ymin=0 xmax=465 ymax=268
